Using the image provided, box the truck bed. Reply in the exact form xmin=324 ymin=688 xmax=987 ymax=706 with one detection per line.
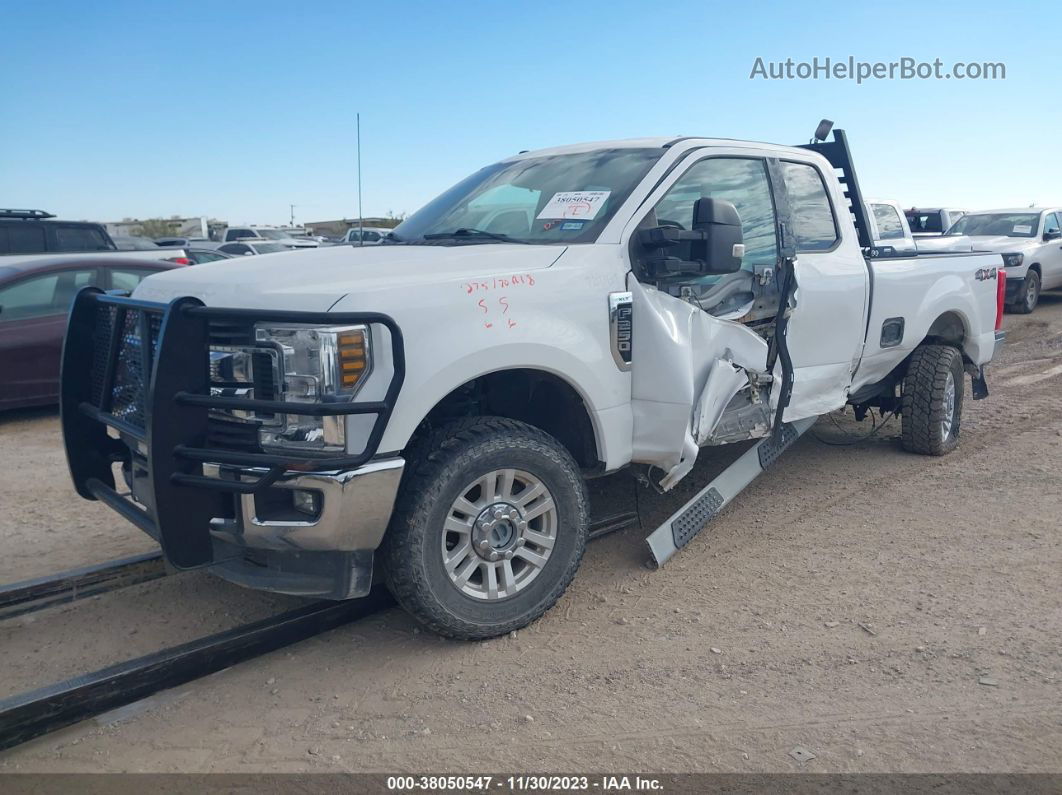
xmin=853 ymin=250 xmax=1003 ymax=392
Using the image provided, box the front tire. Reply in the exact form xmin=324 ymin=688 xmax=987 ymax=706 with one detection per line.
xmin=1009 ymin=270 xmax=1040 ymax=314
xmin=900 ymin=344 xmax=964 ymax=456
xmin=382 ymin=417 xmax=589 ymax=640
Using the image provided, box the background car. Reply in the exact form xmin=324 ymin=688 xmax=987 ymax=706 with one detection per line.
xmin=112 ymin=235 xmax=161 ymax=251
xmin=1 ymin=209 xmax=114 ymax=255
xmin=217 ymin=241 xmax=290 ymax=257
xmin=185 ymin=247 xmax=235 ymax=264
xmin=341 ymin=226 xmax=393 ymax=245
xmin=219 ymin=227 xmax=318 ymax=248
xmin=155 ymin=236 xmax=212 ymax=247
xmin=919 ymin=207 xmax=1062 ymax=313
xmin=0 ymin=256 xmax=182 ymax=410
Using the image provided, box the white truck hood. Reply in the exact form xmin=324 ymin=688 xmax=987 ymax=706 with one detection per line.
xmin=133 ymin=243 xmax=566 ymax=310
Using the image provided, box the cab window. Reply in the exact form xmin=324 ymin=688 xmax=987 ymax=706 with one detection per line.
xmin=780 ymin=161 xmax=838 ymax=251
xmin=871 ymin=204 xmax=906 ymax=240
xmin=649 ymin=157 xmax=778 ymax=275
xmin=1043 ymin=213 xmax=1060 ymax=236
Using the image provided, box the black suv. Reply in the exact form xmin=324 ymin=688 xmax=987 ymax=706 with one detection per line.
xmin=0 ymin=209 xmax=117 ymax=255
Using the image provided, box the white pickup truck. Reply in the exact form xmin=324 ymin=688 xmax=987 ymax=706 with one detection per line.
xmin=60 ymin=122 xmax=1006 ymax=639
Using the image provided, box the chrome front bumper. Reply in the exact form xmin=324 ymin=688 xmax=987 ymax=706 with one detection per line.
xmin=206 ymin=457 xmax=405 ymax=553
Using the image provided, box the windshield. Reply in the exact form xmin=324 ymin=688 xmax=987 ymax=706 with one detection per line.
xmin=945 ymin=213 xmax=1040 ymax=238
xmin=256 ymin=229 xmax=291 ymax=240
xmin=391 ymin=147 xmax=664 ymax=245
xmin=255 ymin=243 xmax=289 ymax=254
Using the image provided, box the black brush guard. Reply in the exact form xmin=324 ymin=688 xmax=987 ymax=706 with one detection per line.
xmin=60 ymin=288 xmax=405 ymax=569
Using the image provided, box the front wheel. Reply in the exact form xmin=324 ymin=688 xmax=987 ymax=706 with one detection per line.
xmin=1009 ymin=270 xmax=1040 ymax=314
xmin=382 ymin=417 xmax=589 ymax=640
xmin=900 ymin=344 xmax=964 ymax=456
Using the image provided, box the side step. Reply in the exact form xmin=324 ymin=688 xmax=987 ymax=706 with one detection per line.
xmin=645 ymin=417 xmax=817 ymax=567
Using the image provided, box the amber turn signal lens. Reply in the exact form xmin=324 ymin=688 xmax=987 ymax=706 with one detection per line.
xmin=337 ymin=329 xmax=368 ymax=389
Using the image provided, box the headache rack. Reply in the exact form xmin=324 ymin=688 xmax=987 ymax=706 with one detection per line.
xmin=61 ymin=288 xmax=405 ymax=569
xmin=797 ymin=127 xmax=873 ymax=251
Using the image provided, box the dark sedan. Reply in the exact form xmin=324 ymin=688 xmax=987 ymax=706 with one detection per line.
xmin=0 ymin=256 xmax=182 ymax=411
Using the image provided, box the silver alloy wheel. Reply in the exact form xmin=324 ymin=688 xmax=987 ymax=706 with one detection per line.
xmin=1026 ymin=277 xmax=1038 ymax=311
xmin=940 ymin=371 xmax=956 ymax=442
xmin=440 ymin=468 xmax=558 ymax=601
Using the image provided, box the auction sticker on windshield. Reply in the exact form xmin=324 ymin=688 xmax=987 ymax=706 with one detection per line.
xmin=537 ymin=191 xmax=611 ymax=220
xmin=1013 ymin=225 xmax=1032 ymax=234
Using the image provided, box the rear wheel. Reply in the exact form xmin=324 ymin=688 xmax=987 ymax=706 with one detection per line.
xmin=900 ymin=344 xmax=964 ymax=456
xmin=382 ymin=417 xmax=588 ymax=640
xmin=1010 ymin=270 xmax=1040 ymax=314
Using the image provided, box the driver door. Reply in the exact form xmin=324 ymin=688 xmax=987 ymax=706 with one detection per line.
xmin=621 ymin=148 xmax=868 ymax=486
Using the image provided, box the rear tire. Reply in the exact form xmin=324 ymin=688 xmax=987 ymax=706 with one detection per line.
xmin=900 ymin=344 xmax=964 ymax=456
xmin=382 ymin=417 xmax=588 ymax=640
xmin=1009 ymin=270 xmax=1040 ymax=314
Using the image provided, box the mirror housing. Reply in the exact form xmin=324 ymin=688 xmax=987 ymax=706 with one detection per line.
xmin=1043 ymin=229 xmax=1061 ymax=241
xmin=691 ymin=198 xmax=744 ymax=274
xmin=637 ymin=198 xmax=745 ymax=277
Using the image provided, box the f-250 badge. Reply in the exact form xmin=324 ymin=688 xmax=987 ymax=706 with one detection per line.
xmin=609 ymin=291 xmax=633 ymax=371
xmin=975 ymin=267 xmax=998 ymax=281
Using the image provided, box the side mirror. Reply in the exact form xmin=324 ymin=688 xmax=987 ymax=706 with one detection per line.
xmin=1044 ymin=229 xmax=1061 ymax=241
xmin=691 ymin=198 xmax=744 ymax=274
xmin=637 ymin=198 xmax=745 ymax=278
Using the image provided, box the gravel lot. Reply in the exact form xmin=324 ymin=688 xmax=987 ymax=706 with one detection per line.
xmin=1 ymin=294 xmax=1060 ymax=773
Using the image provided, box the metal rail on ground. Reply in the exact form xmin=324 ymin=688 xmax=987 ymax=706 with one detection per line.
xmin=0 ymin=512 xmax=640 ymax=752
xmin=0 ymin=551 xmax=166 ymax=621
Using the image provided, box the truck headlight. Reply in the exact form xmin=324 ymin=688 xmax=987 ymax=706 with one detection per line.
xmin=253 ymin=324 xmax=371 ymax=454
xmin=1002 ymin=253 xmax=1024 ymax=267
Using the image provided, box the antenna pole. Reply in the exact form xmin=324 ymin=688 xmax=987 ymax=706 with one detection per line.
xmin=357 ymin=113 xmax=364 ymax=246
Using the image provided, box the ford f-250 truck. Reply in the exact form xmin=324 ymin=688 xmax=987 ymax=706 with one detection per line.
xmin=60 ymin=122 xmax=1007 ymax=639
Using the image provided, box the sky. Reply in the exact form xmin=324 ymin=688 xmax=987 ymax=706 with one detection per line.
xmin=1 ymin=0 xmax=1059 ymax=226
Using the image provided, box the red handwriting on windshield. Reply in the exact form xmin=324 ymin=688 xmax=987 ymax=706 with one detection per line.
xmin=466 ymin=276 xmax=534 ymax=329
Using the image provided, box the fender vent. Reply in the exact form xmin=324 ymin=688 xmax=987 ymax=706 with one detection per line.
xmin=671 ymin=487 xmax=724 ymax=549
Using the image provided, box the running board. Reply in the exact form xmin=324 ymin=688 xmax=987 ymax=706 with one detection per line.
xmin=645 ymin=417 xmax=817 ymax=567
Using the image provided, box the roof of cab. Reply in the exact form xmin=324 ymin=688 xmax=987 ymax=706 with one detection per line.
xmin=503 ymin=136 xmax=820 ymax=161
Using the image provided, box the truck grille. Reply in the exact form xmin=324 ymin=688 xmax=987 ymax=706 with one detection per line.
xmin=88 ymin=304 xmax=163 ymax=430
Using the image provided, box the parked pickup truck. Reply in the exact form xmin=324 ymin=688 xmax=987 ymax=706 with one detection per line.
xmin=905 ymin=207 xmax=968 ymax=238
xmin=60 ymin=122 xmax=1007 ymax=639
xmin=916 ymin=207 xmax=1062 ymax=314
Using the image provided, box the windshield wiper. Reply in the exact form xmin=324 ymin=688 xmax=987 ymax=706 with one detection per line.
xmin=422 ymin=228 xmax=528 ymax=244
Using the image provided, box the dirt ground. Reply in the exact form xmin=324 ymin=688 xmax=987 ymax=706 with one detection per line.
xmin=1 ymin=294 xmax=1060 ymax=774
